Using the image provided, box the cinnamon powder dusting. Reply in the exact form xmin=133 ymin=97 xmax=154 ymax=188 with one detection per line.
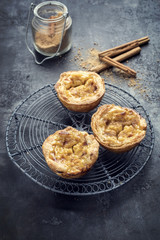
xmin=70 ymin=46 xmax=150 ymax=100
xmin=34 ymin=12 xmax=71 ymax=55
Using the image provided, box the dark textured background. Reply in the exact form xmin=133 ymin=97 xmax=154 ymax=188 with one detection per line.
xmin=0 ymin=0 xmax=160 ymax=239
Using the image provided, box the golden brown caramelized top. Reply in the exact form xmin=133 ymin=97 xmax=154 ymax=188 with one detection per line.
xmin=55 ymin=71 xmax=105 ymax=104
xmin=42 ymin=126 xmax=99 ymax=177
xmin=91 ymin=104 xmax=147 ymax=151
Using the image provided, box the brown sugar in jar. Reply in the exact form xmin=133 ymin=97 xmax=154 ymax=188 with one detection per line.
xmin=31 ymin=1 xmax=72 ymax=56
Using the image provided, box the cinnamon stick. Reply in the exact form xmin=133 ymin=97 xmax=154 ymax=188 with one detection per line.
xmin=99 ymin=36 xmax=149 ymax=57
xmin=90 ymin=47 xmax=141 ymax=73
xmin=101 ymin=56 xmax=136 ymax=77
xmin=49 ymin=13 xmax=63 ymax=36
xmin=99 ymin=42 xmax=139 ymax=58
xmin=49 ymin=16 xmax=56 ymax=36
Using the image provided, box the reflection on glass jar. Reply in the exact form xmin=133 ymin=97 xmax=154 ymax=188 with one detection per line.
xmin=31 ymin=1 xmax=72 ymax=56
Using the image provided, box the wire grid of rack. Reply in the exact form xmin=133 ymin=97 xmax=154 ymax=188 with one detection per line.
xmin=6 ymin=83 xmax=154 ymax=195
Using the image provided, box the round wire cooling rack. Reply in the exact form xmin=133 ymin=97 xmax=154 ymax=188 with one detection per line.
xmin=6 ymin=83 xmax=154 ymax=195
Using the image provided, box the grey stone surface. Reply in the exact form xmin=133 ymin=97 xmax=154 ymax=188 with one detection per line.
xmin=0 ymin=0 xmax=160 ymax=240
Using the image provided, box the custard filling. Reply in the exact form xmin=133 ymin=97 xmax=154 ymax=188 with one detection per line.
xmin=49 ymin=128 xmax=96 ymax=174
xmin=60 ymin=72 xmax=99 ymax=99
xmin=95 ymin=105 xmax=146 ymax=147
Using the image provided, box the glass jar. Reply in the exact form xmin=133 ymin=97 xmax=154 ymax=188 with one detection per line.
xmin=31 ymin=1 xmax=72 ymax=57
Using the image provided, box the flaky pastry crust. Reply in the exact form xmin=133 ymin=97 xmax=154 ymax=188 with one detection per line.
xmin=91 ymin=104 xmax=147 ymax=153
xmin=55 ymin=71 xmax=105 ymax=112
xmin=42 ymin=126 xmax=99 ymax=178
